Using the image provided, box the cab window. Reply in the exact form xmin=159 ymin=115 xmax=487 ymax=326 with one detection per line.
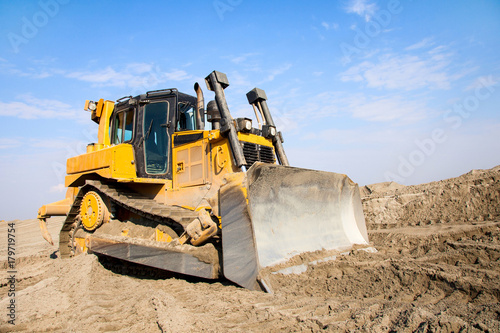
xmin=177 ymin=101 xmax=196 ymax=131
xmin=112 ymin=110 xmax=134 ymax=144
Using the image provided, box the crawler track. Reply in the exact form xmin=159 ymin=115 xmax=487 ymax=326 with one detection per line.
xmin=59 ymin=179 xmax=199 ymax=258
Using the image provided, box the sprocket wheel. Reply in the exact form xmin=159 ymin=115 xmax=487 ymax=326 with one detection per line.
xmin=80 ymin=191 xmax=109 ymax=231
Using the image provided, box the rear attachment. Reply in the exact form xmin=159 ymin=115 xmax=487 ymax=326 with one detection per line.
xmin=220 ymin=163 xmax=368 ymax=291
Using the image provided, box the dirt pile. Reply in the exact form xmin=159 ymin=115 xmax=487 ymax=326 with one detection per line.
xmin=1 ymin=166 xmax=499 ymax=332
xmin=362 ymin=165 xmax=500 ymax=229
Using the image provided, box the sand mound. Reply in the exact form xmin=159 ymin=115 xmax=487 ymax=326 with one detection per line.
xmin=362 ymin=166 xmax=500 ymax=229
xmin=1 ymin=166 xmax=499 ymax=332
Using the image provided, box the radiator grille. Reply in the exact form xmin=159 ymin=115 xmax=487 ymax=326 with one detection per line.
xmin=241 ymin=142 xmax=275 ymax=166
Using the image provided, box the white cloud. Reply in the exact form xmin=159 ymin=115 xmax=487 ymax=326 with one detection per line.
xmin=126 ymin=63 xmax=154 ymax=73
xmin=321 ymin=22 xmax=339 ymax=30
xmin=71 ymin=65 xmax=190 ymax=88
xmin=0 ymin=95 xmax=78 ymax=119
xmin=428 ymin=45 xmax=448 ymax=55
xmin=279 ymin=90 xmax=429 ymax=124
xmin=345 ymin=95 xmax=428 ymax=122
xmin=405 ymin=37 xmax=435 ymax=51
xmin=0 ymin=138 xmax=21 ymax=149
xmin=263 ymin=63 xmax=292 ymax=82
xmin=1 ymin=59 xmax=191 ymax=88
xmin=163 ymin=70 xmax=191 ymax=82
xmin=29 ymin=138 xmax=86 ymax=150
xmin=1 ymin=137 xmax=84 ymax=153
xmin=291 ymin=120 xmax=500 ymax=186
xmin=301 ymin=127 xmax=408 ymax=144
xmin=0 ymin=58 xmax=61 ymax=79
xmin=228 ymin=71 xmax=252 ymax=88
xmin=224 ymin=53 xmax=260 ymax=64
xmin=49 ymin=183 xmax=66 ymax=193
xmin=345 ymin=0 xmax=378 ymax=21
xmin=65 ymin=63 xmax=149 ymax=87
xmin=224 ymin=63 xmax=291 ymax=88
xmin=464 ymin=75 xmax=498 ymax=92
xmin=340 ymin=50 xmax=458 ymax=91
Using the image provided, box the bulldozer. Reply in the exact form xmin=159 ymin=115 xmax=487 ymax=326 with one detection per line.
xmin=37 ymin=70 xmax=368 ymax=292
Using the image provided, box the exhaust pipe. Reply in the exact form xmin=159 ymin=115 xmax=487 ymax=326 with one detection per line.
xmin=194 ymin=82 xmax=205 ymax=130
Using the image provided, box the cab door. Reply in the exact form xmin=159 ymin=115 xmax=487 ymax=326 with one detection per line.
xmin=134 ymin=97 xmax=176 ymax=180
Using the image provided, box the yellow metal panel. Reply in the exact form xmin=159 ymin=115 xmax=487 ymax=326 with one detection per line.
xmin=210 ymin=141 xmax=234 ymax=176
xmin=131 ymin=178 xmax=170 ymax=185
xmin=67 ymin=147 xmax=110 ymax=174
xmin=111 ymin=144 xmax=136 ymax=178
xmin=190 ymin=145 xmax=204 ymax=181
xmin=98 ymin=100 xmax=114 ymax=147
xmin=113 ymin=145 xmax=136 ymax=178
xmin=37 ymin=197 xmax=72 ymax=218
xmin=172 ymin=136 xmax=207 ymax=189
xmin=176 ymin=148 xmax=189 ymax=185
xmin=237 ymin=132 xmax=274 ymax=147
xmin=207 ymin=130 xmax=222 ymax=142
xmin=65 ymin=144 xmax=136 ymax=182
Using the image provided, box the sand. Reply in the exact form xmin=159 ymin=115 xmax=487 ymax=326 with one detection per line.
xmin=1 ymin=165 xmax=499 ymax=332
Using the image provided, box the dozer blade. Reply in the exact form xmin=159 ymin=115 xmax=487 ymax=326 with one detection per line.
xmin=88 ymin=234 xmax=220 ymax=279
xmin=220 ymin=163 xmax=368 ymax=291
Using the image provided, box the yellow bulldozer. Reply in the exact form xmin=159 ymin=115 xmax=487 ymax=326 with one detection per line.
xmin=37 ymin=70 xmax=368 ymax=292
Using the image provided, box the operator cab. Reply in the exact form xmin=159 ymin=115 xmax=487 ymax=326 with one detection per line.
xmin=110 ymin=89 xmax=200 ymax=180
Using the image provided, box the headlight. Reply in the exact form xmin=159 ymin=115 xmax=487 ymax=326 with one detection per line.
xmin=245 ymin=120 xmax=252 ymax=131
xmin=236 ymin=118 xmax=252 ymax=132
xmin=262 ymin=125 xmax=276 ymax=138
xmin=85 ymin=100 xmax=97 ymax=112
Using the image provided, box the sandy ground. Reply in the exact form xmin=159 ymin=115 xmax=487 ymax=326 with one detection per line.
xmin=1 ymin=166 xmax=499 ymax=332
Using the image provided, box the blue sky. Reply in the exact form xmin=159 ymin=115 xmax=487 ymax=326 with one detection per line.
xmin=1 ymin=0 xmax=499 ymax=220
